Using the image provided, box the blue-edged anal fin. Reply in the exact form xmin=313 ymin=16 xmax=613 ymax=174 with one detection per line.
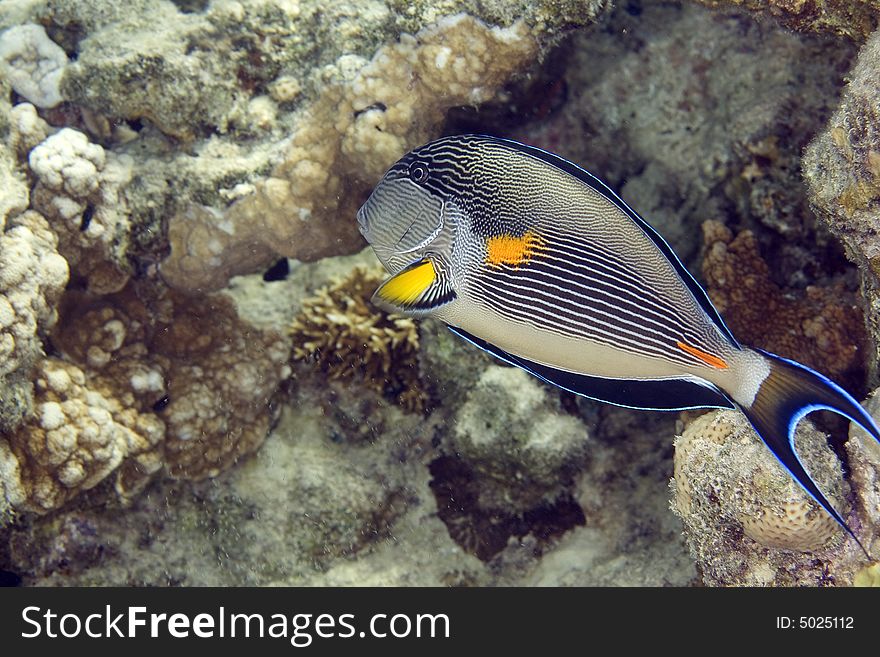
xmin=447 ymin=326 xmax=734 ymax=412
xmin=743 ymin=349 xmax=880 ymax=557
xmin=372 ymin=256 xmax=456 ymax=315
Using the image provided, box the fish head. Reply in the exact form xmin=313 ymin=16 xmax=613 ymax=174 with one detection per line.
xmin=358 ymin=146 xmax=453 ymax=274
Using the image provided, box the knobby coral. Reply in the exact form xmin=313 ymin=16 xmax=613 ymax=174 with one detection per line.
xmin=0 ymin=210 xmax=68 ymax=433
xmin=289 ymin=266 xmax=424 ymax=412
xmin=1 ymin=280 xmax=291 ymax=517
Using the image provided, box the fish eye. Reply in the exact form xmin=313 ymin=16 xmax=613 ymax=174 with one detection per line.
xmin=408 ymin=161 xmax=429 ymax=183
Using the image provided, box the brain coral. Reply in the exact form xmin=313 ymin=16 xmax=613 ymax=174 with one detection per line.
xmin=672 ymin=409 xmax=876 ymax=586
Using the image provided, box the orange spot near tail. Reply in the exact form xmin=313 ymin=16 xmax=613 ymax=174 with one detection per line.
xmin=485 ymin=231 xmax=546 ymax=268
xmin=676 ymin=341 xmax=729 ymax=369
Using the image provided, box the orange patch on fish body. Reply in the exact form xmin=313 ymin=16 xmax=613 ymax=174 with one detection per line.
xmin=485 ymin=231 xmax=546 ymax=268
xmin=676 ymin=341 xmax=729 ymax=369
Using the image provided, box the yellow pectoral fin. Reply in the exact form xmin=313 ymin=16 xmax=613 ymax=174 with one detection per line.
xmin=373 ymin=257 xmax=456 ymax=314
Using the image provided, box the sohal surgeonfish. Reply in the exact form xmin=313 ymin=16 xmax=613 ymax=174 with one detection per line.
xmin=357 ymin=134 xmax=880 ymax=553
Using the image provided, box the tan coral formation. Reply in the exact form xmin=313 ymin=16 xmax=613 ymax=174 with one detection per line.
xmin=160 ymin=14 xmax=541 ymax=292
xmin=701 ymin=220 xmax=867 ymax=390
xmin=672 ymin=409 xmax=877 ymax=586
xmin=289 ymin=266 xmax=425 ymax=413
xmin=693 ymin=0 xmax=880 ymax=40
xmin=53 ymin=283 xmax=291 ymax=482
xmin=1 ymin=279 xmax=291 ymax=516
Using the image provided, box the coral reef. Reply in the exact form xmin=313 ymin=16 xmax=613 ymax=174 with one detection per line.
xmin=51 ymin=283 xmax=291 ymax=483
xmin=289 ymin=266 xmax=425 ymax=413
xmin=160 ymin=14 xmax=545 ymax=291
xmin=672 ymin=409 xmax=878 ymax=586
xmin=3 ymin=0 xmax=878 ymax=587
xmin=0 ymin=210 xmax=68 ymax=433
xmin=701 ymin=220 xmax=867 ymax=391
xmin=1 ymin=278 xmax=290 ymax=516
xmin=803 ymin=30 xmax=880 ymax=377
xmin=692 ymin=0 xmax=880 ymax=40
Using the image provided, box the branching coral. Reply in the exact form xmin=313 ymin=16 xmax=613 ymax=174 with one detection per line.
xmin=289 ymin=266 xmax=424 ymax=413
xmin=672 ymin=409 xmax=876 ymax=586
xmin=701 ymin=220 xmax=868 ymax=392
xmin=160 ymin=14 xmax=544 ymax=292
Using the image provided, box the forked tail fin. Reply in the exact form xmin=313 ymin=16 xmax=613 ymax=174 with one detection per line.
xmin=740 ymin=349 xmax=880 ymax=556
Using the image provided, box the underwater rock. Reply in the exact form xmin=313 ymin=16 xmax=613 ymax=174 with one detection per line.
xmin=513 ymin=0 xmax=855 ymax=269
xmin=672 ymin=409 xmax=877 ymax=586
xmin=692 ymin=0 xmax=880 ymax=40
xmin=803 ymin=29 xmax=880 ymax=377
xmin=449 ymin=366 xmax=590 ymax=513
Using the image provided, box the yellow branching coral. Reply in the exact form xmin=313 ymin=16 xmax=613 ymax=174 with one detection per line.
xmin=290 ymin=267 xmax=425 ymax=413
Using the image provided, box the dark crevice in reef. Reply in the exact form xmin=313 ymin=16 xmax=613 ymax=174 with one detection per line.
xmin=428 ymin=456 xmax=585 ymax=562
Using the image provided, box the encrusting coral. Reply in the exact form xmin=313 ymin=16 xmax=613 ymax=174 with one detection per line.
xmin=803 ymin=29 xmax=880 ymax=378
xmin=1 ymin=280 xmax=291 ymax=516
xmin=289 ymin=266 xmax=425 ymax=413
xmin=0 ymin=24 xmax=68 ymax=109
xmin=672 ymin=409 xmax=877 ymax=586
xmin=692 ymin=0 xmax=880 ymax=40
xmin=700 ymin=219 xmax=868 ymax=392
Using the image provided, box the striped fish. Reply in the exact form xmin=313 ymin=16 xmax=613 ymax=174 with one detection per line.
xmin=357 ymin=133 xmax=880 ymax=553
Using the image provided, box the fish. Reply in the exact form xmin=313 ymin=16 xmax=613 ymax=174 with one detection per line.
xmin=357 ymin=133 xmax=880 ymax=553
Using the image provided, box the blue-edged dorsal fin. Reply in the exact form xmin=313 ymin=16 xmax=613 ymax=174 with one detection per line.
xmin=482 ymin=135 xmax=740 ymax=349
xmin=447 ymin=326 xmax=734 ymax=412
